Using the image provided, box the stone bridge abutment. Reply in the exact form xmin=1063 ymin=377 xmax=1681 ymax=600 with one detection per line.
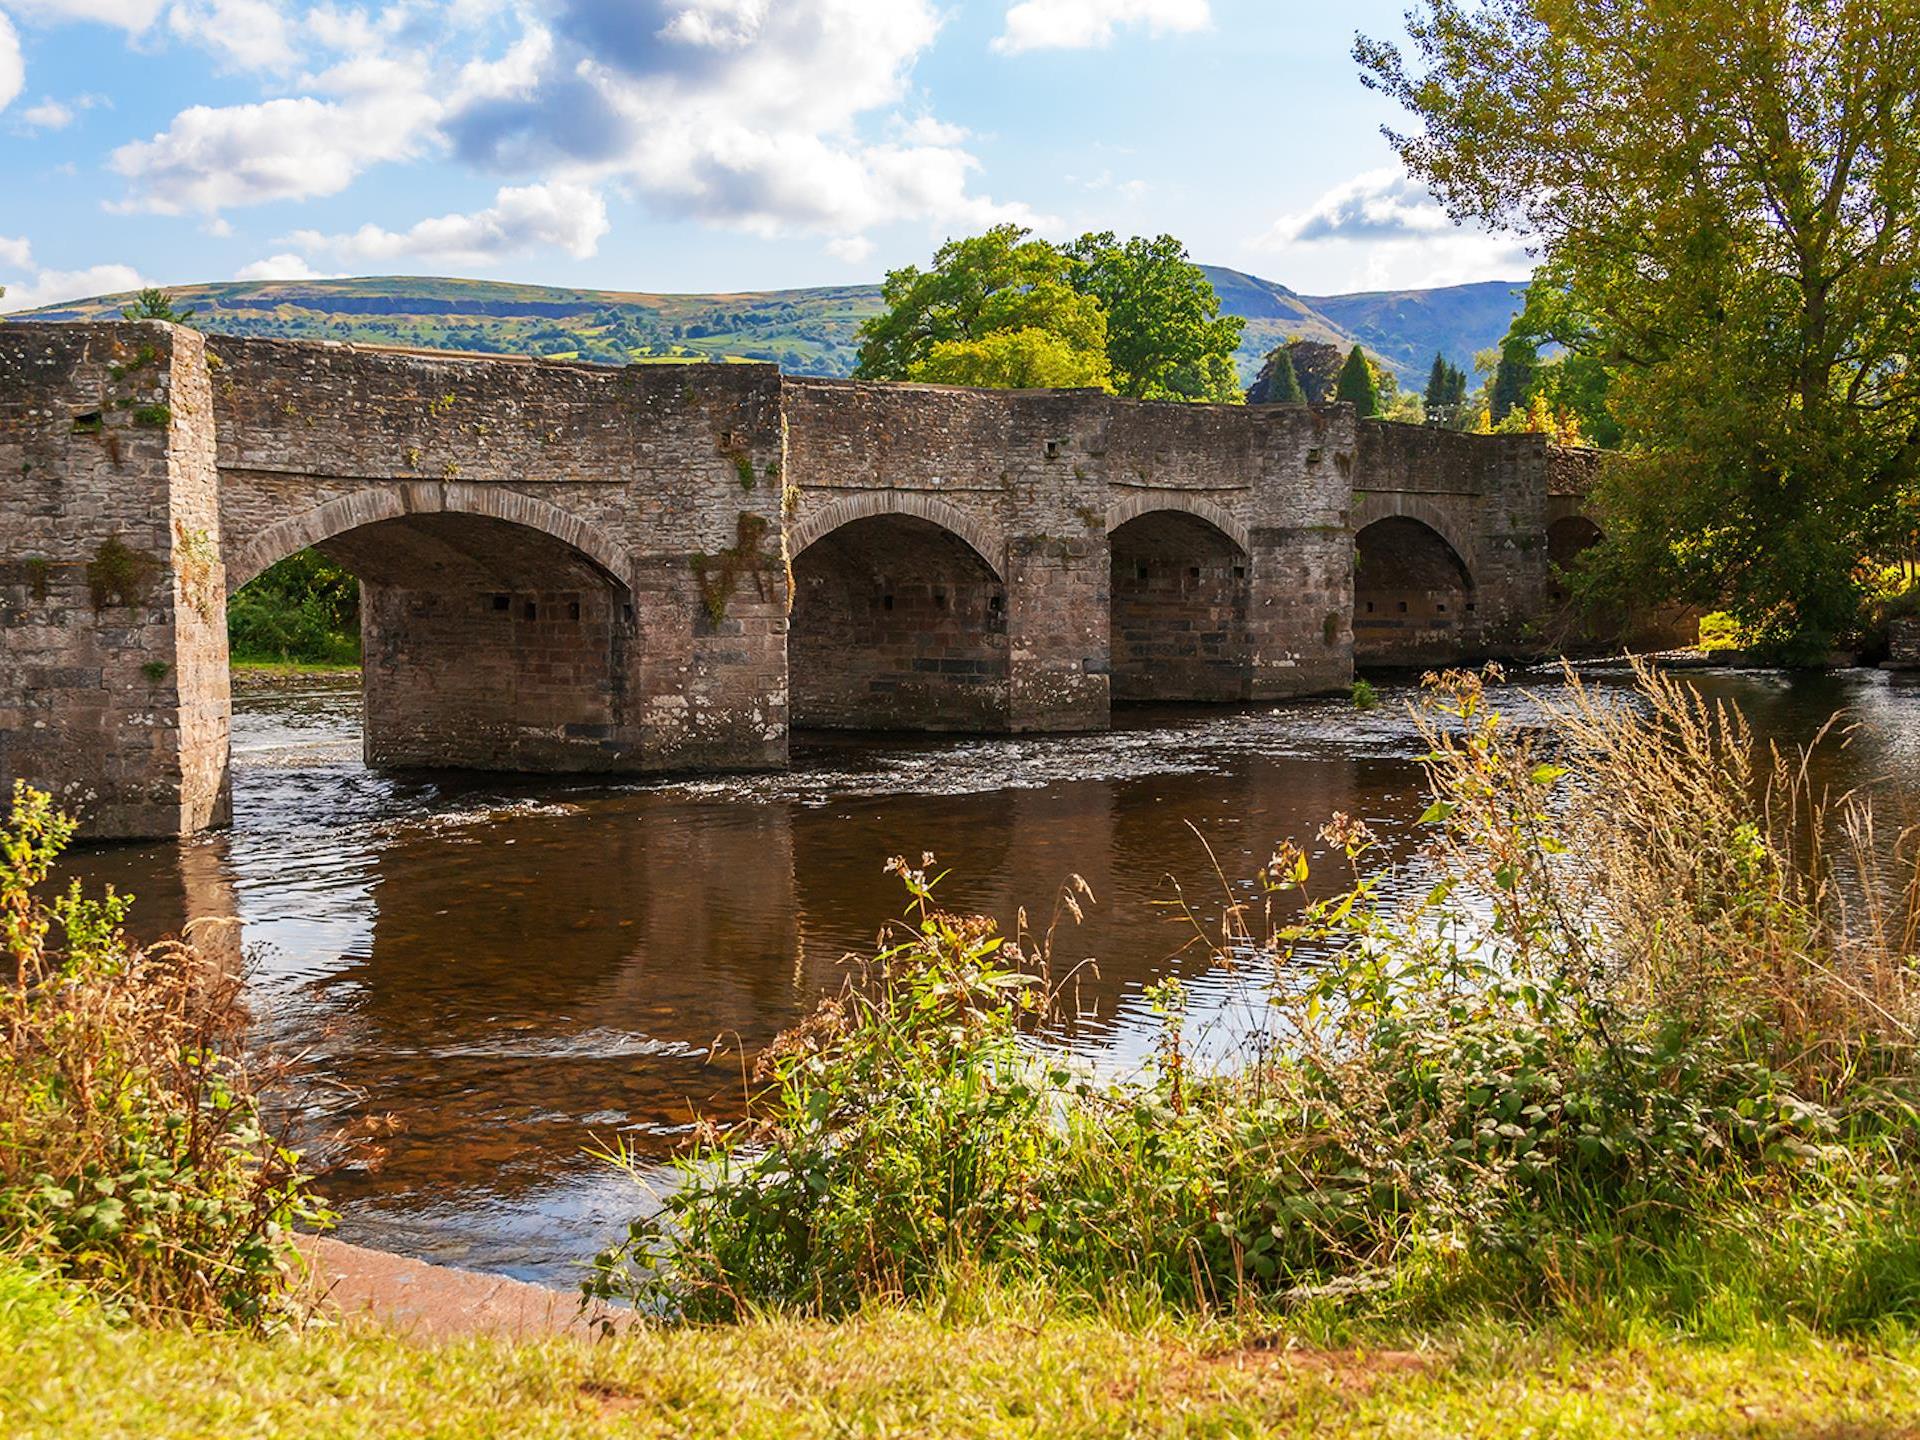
xmin=2 ymin=321 xmax=1606 ymax=839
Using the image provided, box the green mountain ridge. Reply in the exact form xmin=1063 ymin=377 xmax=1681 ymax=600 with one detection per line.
xmin=10 ymin=268 xmax=1527 ymax=389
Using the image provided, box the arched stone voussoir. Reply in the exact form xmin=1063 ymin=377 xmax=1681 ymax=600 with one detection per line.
xmin=788 ymin=490 xmax=1006 ymax=581
xmin=1103 ymin=493 xmax=1252 ymax=557
xmin=224 ymin=484 xmax=638 ymax=595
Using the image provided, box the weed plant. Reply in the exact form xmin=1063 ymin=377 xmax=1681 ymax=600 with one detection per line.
xmin=0 ymin=784 xmax=328 ymax=1328
xmin=592 ymin=662 xmax=1920 ymax=1334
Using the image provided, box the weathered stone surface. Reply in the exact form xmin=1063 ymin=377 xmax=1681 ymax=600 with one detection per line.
xmin=0 ymin=321 xmax=230 ymax=837
xmin=1 ymin=324 xmax=1605 ymax=839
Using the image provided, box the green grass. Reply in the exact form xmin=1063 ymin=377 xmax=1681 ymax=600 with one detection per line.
xmin=5 ymin=1263 xmax=1917 ymax=1438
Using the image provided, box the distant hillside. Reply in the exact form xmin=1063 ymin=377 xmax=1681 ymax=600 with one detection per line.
xmin=1298 ymin=281 xmax=1530 ymax=382
xmin=13 ymin=269 xmax=1527 ymax=389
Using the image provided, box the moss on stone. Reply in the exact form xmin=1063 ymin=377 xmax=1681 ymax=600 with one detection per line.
xmin=692 ymin=513 xmax=776 ymax=623
xmin=86 ymin=536 xmax=162 ymax=611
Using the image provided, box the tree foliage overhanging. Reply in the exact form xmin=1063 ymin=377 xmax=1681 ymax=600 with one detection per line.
xmin=1359 ymin=0 xmax=1920 ymax=654
xmin=854 ymin=225 xmax=1245 ymax=402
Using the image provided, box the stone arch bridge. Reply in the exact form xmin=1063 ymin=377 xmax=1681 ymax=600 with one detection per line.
xmin=1 ymin=322 xmax=1602 ymax=838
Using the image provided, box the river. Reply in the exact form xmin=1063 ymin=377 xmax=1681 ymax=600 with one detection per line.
xmin=54 ymin=664 xmax=1920 ymax=1287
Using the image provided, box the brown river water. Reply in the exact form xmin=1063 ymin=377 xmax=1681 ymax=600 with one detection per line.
xmin=55 ymin=665 xmax=1920 ymax=1287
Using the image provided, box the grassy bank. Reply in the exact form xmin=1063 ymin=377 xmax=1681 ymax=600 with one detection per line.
xmin=5 ymin=1262 xmax=1918 ymax=1438
xmin=231 ymin=658 xmax=362 ymax=692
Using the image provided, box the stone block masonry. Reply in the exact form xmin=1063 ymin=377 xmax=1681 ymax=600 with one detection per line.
xmin=1 ymin=322 xmax=1602 ymax=839
xmin=0 ymin=322 xmax=230 ymax=837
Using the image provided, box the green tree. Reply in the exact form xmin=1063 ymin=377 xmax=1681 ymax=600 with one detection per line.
xmin=913 ymin=328 xmax=1112 ymax=390
xmin=121 ymin=288 xmax=197 ymax=326
xmin=1062 ymin=232 xmax=1245 ymax=401
xmin=1358 ymin=0 xmax=1920 ymax=654
xmin=1335 ymin=344 xmax=1381 ymax=416
xmin=1252 ymin=344 xmax=1306 ymax=404
xmin=854 ymin=225 xmax=1109 ymax=389
xmin=1488 ymin=335 xmax=1536 ymax=423
xmin=1422 ymin=352 xmax=1450 ymax=424
xmin=1504 ymin=263 xmax=1623 ymax=447
xmin=1285 ymin=340 xmax=1348 ymax=403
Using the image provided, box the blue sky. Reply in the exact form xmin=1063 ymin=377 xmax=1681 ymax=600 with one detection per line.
xmin=0 ymin=0 xmax=1533 ymax=311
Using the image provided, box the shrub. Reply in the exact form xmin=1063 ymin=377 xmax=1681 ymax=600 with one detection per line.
xmin=227 ymin=550 xmax=360 ymax=665
xmin=595 ymin=663 xmax=1920 ymax=1328
xmin=1351 ymin=678 xmax=1380 ymax=711
xmin=1696 ymin=610 xmax=1750 ymax=653
xmin=0 ymin=784 xmax=329 ymax=1328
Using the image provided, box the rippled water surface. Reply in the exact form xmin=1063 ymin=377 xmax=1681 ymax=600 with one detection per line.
xmin=59 ymin=665 xmax=1920 ymax=1285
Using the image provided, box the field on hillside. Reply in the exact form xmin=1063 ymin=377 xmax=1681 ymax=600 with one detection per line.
xmin=12 ymin=269 xmax=1527 ymax=387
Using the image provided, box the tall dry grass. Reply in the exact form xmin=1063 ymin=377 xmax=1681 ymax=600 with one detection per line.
xmin=0 ymin=783 xmax=328 ymax=1328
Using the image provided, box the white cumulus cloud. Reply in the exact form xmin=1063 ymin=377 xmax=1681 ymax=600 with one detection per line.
xmin=0 ymin=12 xmax=23 ymax=114
xmin=22 ymin=98 xmax=72 ymax=128
xmin=1256 ymin=167 xmax=1532 ymax=290
xmin=166 ymin=0 xmax=296 ymax=73
xmin=109 ymin=88 xmax=441 ymax=213
xmin=289 ymin=181 xmax=609 ymax=267
xmin=233 ymin=252 xmax=338 ymax=280
xmin=993 ymin=0 xmax=1209 ymax=54
xmin=0 ymin=245 xmax=149 ymax=313
xmin=445 ymin=0 xmax=1034 ymax=240
xmin=7 ymin=0 xmax=163 ymax=31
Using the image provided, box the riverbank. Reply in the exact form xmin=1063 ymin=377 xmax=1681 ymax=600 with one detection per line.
xmin=231 ymin=659 xmax=361 ymax=691
xmin=5 ymin=1257 xmax=1916 ymax=1438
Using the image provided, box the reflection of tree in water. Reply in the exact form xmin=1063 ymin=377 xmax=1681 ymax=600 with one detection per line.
xmin=321 ymin=794 xmax=800 ymax=1206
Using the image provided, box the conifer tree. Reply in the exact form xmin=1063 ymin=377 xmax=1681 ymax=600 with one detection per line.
xmin=1488 ymin=335 xmax=1537 ymax=423
xmin=1335 ymin=344 xmax=1380 ymax=417
xmin=1263 ymin=346 xmax=1305 ymax=404
xmin=1422 ymin=352 xmax=1450 ymax=425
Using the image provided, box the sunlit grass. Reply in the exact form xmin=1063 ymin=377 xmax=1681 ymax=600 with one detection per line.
xmin=6 ymin=1261 xmax=1918 ymax=1439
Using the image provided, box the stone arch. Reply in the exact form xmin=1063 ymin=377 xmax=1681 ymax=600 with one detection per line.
xmin=1353 ymin=511 xmax=1476 ymax=667
xmin=1546 ymin=513 xmax=1605 ymax=610
xmin=225 ymin=482 xmax=636 ymax=597
xmin=1106 ymin=503 xmax=1253 ymax=703
xmin=1350 ymin=492 xmax=1476 ymax=580
xmin=1103 ymin=493 xmax=1251 ymax=557
xmin=788 ymin=504 xmax=1011 ymax=732
xmin=1548 ymin=513 xmax=1604 ymax=568
xmin=788 ymin=491 xmax=1005 ymax=582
